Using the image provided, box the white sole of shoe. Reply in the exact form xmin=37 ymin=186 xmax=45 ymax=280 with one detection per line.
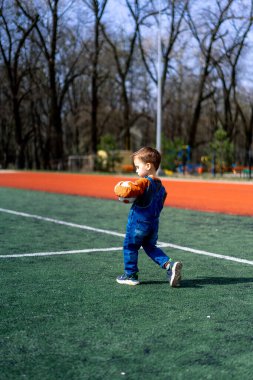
xmin=116 ymin=278 xmax=140 ymax=286
xmin=170 ymin=262 xmax=183 ymax=287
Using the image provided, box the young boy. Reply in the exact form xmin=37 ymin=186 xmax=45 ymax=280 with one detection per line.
xmin=114 ymin=147 xmax=182 ymax=287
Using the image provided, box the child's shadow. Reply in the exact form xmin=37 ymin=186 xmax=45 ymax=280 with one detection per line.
xmin=181 ymin=277 xmax=253 ymax=288
xmin=141 ymin=277 xmax=253 ymax=288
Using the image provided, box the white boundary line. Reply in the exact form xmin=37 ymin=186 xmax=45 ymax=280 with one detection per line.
xmin=159 ymin=243 xmax=253 ymax=266
xmin=0 ymin=207 xmax=253 ymax=266
xmin=0 ymin=208 xmax=125 ymax=237
xmin=0 ymin=247 xmax=122 ymax=258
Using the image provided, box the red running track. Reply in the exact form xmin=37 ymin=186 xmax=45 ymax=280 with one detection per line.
xmin=0 ymin=171 xmax=252 ymax=216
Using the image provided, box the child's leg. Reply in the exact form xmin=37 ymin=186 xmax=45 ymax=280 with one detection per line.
xmin=121 ymin=210 xmax=147 ymax=275
xmin=142 ymin=222 xmax=171 ymax=268
xmin=123 ymin=243 xmax=140 ymax=275
xmin=143 ymin=242 xmax=171 ymax=268
xmin=116 ymin=234 xmax=140 ymax=285
xmin=122 ymin=227 xmax=142 ymax=275
xmin=143 ymin=241 xmax=182 ymax=287
xmin=142 ymin=224 xmax=183 ymax=287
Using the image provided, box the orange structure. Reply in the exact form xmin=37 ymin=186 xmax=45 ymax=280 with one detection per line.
xmin=0 ymin=171 xmax=252 ymax=216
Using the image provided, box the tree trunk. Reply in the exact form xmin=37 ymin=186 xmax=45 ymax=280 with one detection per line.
xmin=123 ymin=88 xmax=130 ymax=150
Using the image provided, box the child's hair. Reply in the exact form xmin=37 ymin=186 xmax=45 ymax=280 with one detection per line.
xmin=132 ymin=147 xmax=161 ymax=171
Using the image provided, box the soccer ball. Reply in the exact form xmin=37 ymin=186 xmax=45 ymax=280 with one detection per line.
xmin=118 ymin=197 xmax=136 ymax=204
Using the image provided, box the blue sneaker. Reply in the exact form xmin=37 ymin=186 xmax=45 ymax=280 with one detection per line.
xmin=167 ymin=262 xmax=182 ymax=287
xmin=116 ymin=273 xmax=140 ymax=286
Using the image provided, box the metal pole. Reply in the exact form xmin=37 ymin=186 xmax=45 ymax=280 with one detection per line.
xmin=156 ymin=0 xmax=162 ymax=155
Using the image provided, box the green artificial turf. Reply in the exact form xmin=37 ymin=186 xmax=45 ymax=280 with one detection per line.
xmin=0 ymin=187 xmax=253 ymax=380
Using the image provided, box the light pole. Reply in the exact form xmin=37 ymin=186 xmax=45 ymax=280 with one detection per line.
xmin=156 ymin=0 xmax=162 ymax=158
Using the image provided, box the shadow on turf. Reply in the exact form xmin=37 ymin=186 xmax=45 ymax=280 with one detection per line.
xmin=141 ymin=277 xmax=253 ymax=288
xmin=180 ymin=277 xmax=253 ymax=288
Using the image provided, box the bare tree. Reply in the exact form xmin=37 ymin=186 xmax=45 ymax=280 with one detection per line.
xmin=1 ymin=0 xmax=253 ymax=170
xmin=138 ymin=0 xmax=189 ymax=97
xmin=236 ymin=96 xmax=253 ymax=164
xmin=0 ymin=0 xmax=39 ymax=168
xmin=17 ymin=0 xmax=84 ymax=168
xmin=81 ymin=0 xmax=108 ymax=155
xmin=185 ymin=0 xmax=239 ymax=151
xmin=101 ymin=0 xmax=146 ymax=150
xmin=211 ymin=0 xmax=253 ymax=141
xmin=0 ymin=69 xmax=14 ymax=168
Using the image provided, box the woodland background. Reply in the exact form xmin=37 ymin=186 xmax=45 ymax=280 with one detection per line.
xmin=1 ymin=0 xmax=253 ymax=172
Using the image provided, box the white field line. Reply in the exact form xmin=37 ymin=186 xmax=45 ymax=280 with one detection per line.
xmin=0 ymin=208 xmax=125 ymax=237
xmin=0 ymin=247 xmax=122 ymax=258
xmin=159 ymin=243 xmax=253 ymax=266
xmin=0 ymin=207 xmax=253 ymax=266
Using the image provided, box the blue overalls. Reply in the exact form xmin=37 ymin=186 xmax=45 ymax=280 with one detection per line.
xmin=123 ymin=176 xmax=170 ymax=275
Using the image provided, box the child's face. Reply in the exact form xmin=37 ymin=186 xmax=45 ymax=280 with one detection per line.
xmin=134 ymin=157 xmax=150 ymax=177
